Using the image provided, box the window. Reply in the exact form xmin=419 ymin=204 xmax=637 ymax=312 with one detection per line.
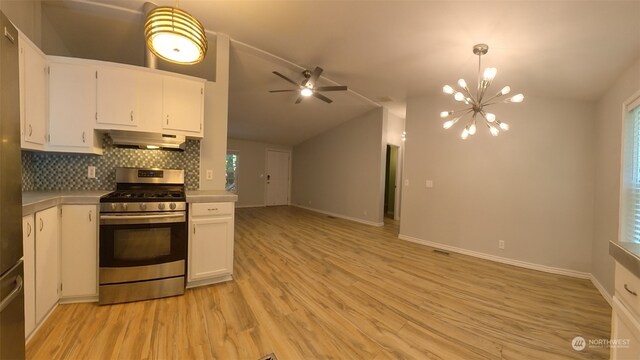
xmin=226 ymin=151 xmax=239 ymax=193
xmin=621 ymin=95 xmax=640 ymax=243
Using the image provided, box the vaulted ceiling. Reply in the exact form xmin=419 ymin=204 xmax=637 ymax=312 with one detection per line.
xmin=41 ymin=0 xmax=640 ymax=145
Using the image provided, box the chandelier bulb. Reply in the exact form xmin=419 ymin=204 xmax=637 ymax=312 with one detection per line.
xmin=461 ymin=129 xmax=469 ymax=140
xmin=489 ymin=126 xmax=500 ymax=136
xmin=454 ymin=92 xmax=465 ymax=101
xmin=458 ymin=79 xmax=467 ymax=89
xmin=485 ymin=113 xmax=496 ymax=123
xmin=483 ymin=67 xmax=497 ymax=81
xmin=498 ymin=121 xmax=509 ymax=131
xmin=499 ymin=86 xmax=511 ymax=96
xmin=468 ymin=123 xmax=477 ymax=135
xmin=440 ymin=111 xmax=452 ymax=118
xmin=507 ymin=94 xmax=524 ymax=103
xmin=443 ymin=85 xmax=455 ymax=94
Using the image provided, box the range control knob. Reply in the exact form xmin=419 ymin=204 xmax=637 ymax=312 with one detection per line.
xmin=169 ymin=202 xmax=176 ymax=210
xmin=158 ymin=203 xmax=166 ymax=210
xmin=122 ymin=203 xmax=128 ymax=211
xmin=139 ymin=203 xmax=147 ymax=211
xmin=110 ymin=203 xmax=117 ymax=211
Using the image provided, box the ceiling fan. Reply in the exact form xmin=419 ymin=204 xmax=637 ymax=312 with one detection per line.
xmin=269 ymin=66 xmax=348 ymax=104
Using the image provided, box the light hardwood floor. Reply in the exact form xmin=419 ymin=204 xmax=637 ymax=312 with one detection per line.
xmin=27 ymin=206 xmax=611 ymax=359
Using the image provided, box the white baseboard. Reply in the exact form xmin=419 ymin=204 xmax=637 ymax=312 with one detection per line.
xmin=292 ymin=204 xmax=384 ymax=227
xmin=590 ymin=273 xmax=612 ymax=306
xmin=186 ymin=274 xmax=233 ymax=289
xmin=59 ymin=295 xmax=98 ymax=304
xmin=399 ymin=234 xmax=591 ymax=278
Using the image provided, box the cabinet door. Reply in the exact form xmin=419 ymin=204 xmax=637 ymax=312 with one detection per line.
xmin=136 ymin=71 xmax=163 ymax=133
xmin=162 ymin=76 xmax=203 ymax=134
xmin=22 ymin=40 xmax=47 ymax=145
xmin=49 ymin=63 xmax=95 ymax=148
xmin=189 ymin=216 xmax=233 ymax=281
xmin=96 ymin=67 xmax=137 ymax=127
xmin=60 ymin=205 xmax=97 ymax=299
xmin=35 ymin=207 xmax=59 ymax=324
xmin=22 ymin=215 xmax=35 ymax=338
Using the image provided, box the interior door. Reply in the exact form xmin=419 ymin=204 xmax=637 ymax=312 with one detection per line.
xmin=266 ymin=150 xmax=290 ymax=206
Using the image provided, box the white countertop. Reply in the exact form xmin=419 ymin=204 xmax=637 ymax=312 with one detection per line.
xmin=186 ymin=190 xmax=238 ymax=203
xmin=22 ymin=189 xmax=237 ymax=215
xmin=22 ymin=190 xmax=111 ymax=216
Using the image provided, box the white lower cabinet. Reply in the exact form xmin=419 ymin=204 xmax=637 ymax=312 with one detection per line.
xmin=188 ymin=202 xmax=234 ymax=287
xmin=34 ymin=206 xmax=60 ymax=326
xmin=22 ymin=215 xmax=35 ymax=338
xmin=60 ymin=205 xmax=98 ymax=301
xmin=611 ymin=262 xmax=640 ymax=359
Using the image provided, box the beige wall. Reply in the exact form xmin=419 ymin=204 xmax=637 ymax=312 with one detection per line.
xmin=2 ymin=0 xmax=41 ymax=46
xmin=400 ymin=95 xmax=596 ymax=272
xmin=200 ymin=34 xmax=230 ymax=190
xmin=292 ymin=108 xmax=386 ymax=225
xmin=592 ymin=57 xmax=640 ymax=295
xmin=227 ymin=138 xmax=291 ymax=207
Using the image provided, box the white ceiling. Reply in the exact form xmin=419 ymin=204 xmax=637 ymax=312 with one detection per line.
xmin=42 ymin=0 xmax=640 ymax=146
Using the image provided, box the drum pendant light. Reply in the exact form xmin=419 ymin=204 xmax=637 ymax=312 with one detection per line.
xmin=144 ymin=6 xmax=208 ymax=65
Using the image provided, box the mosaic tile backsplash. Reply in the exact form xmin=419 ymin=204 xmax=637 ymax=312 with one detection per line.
xmin=22 ymin=134 xmax=200 ymax=191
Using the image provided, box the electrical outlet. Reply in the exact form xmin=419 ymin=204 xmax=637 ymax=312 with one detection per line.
xmin=87 ymin=166 xmax=96 ymax=179
xmin=498 ymin=240 xmax=505 ymax=249
xmin=404 ymin=179 xmax=410 ymax=186
xmin=206 ymin=170 xmax=213 ymax=180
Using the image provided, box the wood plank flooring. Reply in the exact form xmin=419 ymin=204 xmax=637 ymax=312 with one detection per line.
xmin=27 ymin=206 xmax=611 ymax=359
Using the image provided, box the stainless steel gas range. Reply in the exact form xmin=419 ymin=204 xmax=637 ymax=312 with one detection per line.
xmin=98 ymin=168 xmax=187 ymax=305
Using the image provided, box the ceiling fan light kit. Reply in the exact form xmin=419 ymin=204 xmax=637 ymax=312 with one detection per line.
xmin=441 ymin=43 xmax=524 ymax=139
xmin=270 ymin=66 xmax=348 ymax=104
xmin=144 ymin=6 xmax=208 ymax=65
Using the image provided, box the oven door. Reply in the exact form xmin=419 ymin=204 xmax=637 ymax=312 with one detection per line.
xmin=99 ymin=212 xmax=187 ymax=269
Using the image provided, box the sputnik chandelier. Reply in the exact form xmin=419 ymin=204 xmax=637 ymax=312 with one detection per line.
xmin=440 ymin=44 xmax=524 ymax=139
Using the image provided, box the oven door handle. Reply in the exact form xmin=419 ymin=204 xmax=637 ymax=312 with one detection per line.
xmin=100 ymin=213 xmax=186 ymax=225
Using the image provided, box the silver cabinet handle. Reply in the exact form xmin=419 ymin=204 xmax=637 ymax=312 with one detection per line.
xmin=624 ymin=284 xmax=637 ymax=296
xmin=3 ymin=27 xmax=15 ymax=44
xmin=166 ymin=115 xmax=169 ymax=125
xmin=0 ymin=276 xmax=22 ymax=312
xmin=130 ymin=110 xmax=134 ymax=121
xmin=39 ymin=218 xmax=43 ymax=231
xmin=26 ymin=222 xmax=31 ymax=237
xmin=82 ymin=131 xmax=86 ymax=143
xmin=28 ymin=124 xmax=32 ymax=136
xmin=89 ymin=210 xmax=92 ymax=222
xmin=208 ymin=208 xmax=218 ymax=211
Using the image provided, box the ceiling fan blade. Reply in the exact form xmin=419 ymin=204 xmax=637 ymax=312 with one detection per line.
xmin=314 ymin=85 xmax=348 ymax=92
xmin=295 ymin=96 xmax=303 ymax=104
xmin=312 ymin=92 xmax=333 ymax=104
xmin=306 ymin=66 xmax=323 ymax=88
xmin=269 ymin=89 xmax=298 ymax=93
xmin=272 ymin=71 xmax=300 ymax=86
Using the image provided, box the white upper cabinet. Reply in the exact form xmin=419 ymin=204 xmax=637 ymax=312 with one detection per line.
xmin=163 ymin=76 xmax=204 ymax=136
xmin=48 ymin=61 xmax=102 ymax=154
xmin=96 ymin=67 xmax=138 ymax=128
xmin=18 ymin=33 xmax=47 ymax=150
xmin=135 ymin=71 xmax=163 ymax=133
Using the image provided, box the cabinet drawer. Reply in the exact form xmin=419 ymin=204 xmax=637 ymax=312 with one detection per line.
xmin=615 ymin=262 xmax=640 ymax=317
xmin=191 ymin=202 xmax=233 ymax=217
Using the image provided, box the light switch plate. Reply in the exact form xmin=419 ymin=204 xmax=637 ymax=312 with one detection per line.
xmin=426 ymin=180 xmax=434 ymax=188
xmin=404 ymin=179 xmax=410 ymax=186
xmin=87 ymin=166 xmax=96 ymax=179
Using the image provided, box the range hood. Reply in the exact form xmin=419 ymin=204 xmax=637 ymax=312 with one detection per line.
xmin=108 ymin=130 xmax=186 ymax=150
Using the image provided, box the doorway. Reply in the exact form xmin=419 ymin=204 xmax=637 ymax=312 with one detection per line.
xmin=384 ymin=145 xmax=400 ymax=219
xmin=265 ymin=149 xmax=291 ymax=206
